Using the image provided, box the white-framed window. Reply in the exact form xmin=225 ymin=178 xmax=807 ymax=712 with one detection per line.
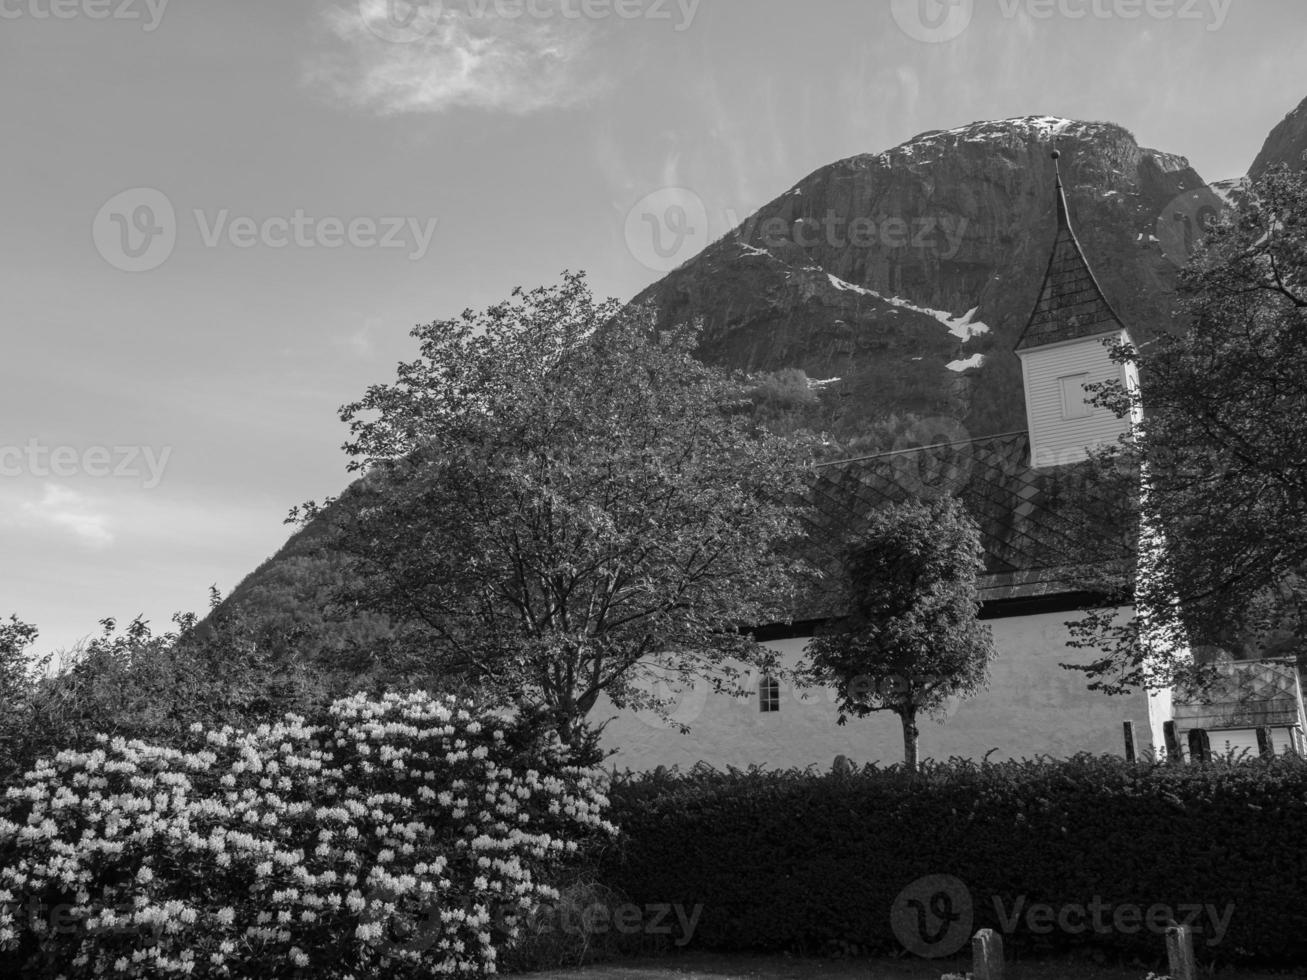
xmin=759 ymin=676 xmax=780 ymax=713
xmin=1059 ymin=373 xmax=1093 ymax=420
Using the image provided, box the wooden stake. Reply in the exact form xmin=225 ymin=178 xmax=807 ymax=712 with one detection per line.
xmin=1166 ymin=923 xmax=1196 ymax=980
xmin=1163 ymin=720 xmax=1183 ymax=763
xmin=971 ymin=928 xmax=1004 ymax=980
xmin=1186 ymin=727 xmax=1211 ymax=764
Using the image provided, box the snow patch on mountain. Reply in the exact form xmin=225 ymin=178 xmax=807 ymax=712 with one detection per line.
xmin=897 ymin=116 xmax=1080 ymax=158
xmin=826 ymin=274 xmax=989 ymax=341
xmin=947 ymin=354 xmax=986 ymax=372
xmin=1209 ymin=176 xmax=1249 ymax=209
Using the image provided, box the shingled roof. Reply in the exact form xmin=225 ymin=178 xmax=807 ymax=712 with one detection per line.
xmin=804 ymin=431 xmax=1134 ymax=612
xmin=1015 ymin=151 xmax=1130 ymax=351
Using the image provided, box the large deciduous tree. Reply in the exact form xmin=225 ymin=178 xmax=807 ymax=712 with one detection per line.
xmin=1069 ymin=165 xmax=1307 ymax=693
xmin=294 ymin=273 xmax=817 ymax=746
xmin=801 ymin=497 xmax=995 ymax=769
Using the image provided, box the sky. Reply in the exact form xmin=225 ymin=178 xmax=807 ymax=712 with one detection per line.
xmin=2 ymin=0 xmax=1306 ymax=658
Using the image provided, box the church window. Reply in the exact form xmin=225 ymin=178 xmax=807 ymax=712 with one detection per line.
xmin=1059 ymin=373 xmax=1093 ymax=420
xmin=759 ymin=676 xmax=780 ymax=713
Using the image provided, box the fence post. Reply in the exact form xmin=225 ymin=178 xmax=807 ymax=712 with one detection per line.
xmin=1256 ymin=727 xmax=1274 ymax=758
xmin=1163 ymin=720 xmax=1183 ymax=763
xmin=1122 ymin=720 xmax=1137 ymax=762
xmin=971 ymin=928 xmax=1004 ymax=980
xmin=1166 ymin=923 xmax=1196 ymax=980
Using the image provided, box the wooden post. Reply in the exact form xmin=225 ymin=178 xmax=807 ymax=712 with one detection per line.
xmin=1166 ymin=923 xmax=1197 ymax=980
xmin=1122 ymin=720 xmax=1137 ymax=762
xmin=971 ymin=928 xmax=1004 ymax=980
xmin=1186 ymin=727 xmax=1211 ymax=764
xmin=1256 ymin=727 xmax=1274 ymax=758
xmin=1163 ymin=720 xmax=1183 ymax=763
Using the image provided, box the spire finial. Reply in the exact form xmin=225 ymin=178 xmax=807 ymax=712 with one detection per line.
xmin=1051 ymin=144 xmax=1069 ymax=227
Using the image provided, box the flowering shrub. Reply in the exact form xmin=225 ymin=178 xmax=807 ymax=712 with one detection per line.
xmin=0 ymin=692 xmax=615 ymax=979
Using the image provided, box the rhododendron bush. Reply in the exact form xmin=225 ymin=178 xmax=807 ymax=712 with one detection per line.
xmin=0 ymin=692 xmax=615 ymax=979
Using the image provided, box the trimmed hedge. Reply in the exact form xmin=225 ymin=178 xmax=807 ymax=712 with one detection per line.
xmin=599 ymin=754 xmax=1307 ymax=964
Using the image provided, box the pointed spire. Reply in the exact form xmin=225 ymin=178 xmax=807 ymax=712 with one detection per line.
xmin=1014 ymin=147 xmax=1130 ymax=351
xmin=1052 ymin=145 xmax=1070 ymax=228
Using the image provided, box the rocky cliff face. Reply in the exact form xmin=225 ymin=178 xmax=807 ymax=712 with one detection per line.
xmin=1251 ymin=95 xmax=1307 ymax=177
xmin=636 ymin=116 xmax=1215 ymax=442
xmin=214 ymin=114 xmax=1246 ymax=637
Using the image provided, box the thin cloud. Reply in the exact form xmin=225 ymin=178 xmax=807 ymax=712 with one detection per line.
xmin=307 ymin=1 xmax=604 ymax=115
xmin=336 ymin=316 xmax=386 ymax=358
xmin=12 ymin=486 xmax=114 ymax=549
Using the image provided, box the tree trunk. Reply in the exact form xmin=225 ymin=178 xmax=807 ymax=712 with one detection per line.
xmin=899 ymin=709 xmax=919 ymax=771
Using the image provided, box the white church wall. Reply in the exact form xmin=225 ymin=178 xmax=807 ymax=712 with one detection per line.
xmin=1206 ymin=728 xmax=1301 ymax=759
xmin=597 ymin=608 xmax=1158 ymax=772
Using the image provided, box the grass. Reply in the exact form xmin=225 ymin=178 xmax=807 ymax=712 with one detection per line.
xmin=527 ymin=951 xmax=1307 ymax=980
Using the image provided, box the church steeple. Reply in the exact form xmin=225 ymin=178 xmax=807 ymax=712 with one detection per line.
xmin=1016 ymin=149 xmax=1130 ymax=351
xmin=1016 ymin=148 xmax=1138 ymax=468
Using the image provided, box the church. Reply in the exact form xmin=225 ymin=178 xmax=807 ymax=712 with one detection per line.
xmin=597 ymin=152 xmax=1305 ymax=772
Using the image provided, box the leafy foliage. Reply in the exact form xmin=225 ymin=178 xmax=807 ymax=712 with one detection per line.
xmin=801 ymin=497 xmax=996 ymax=768
xmin=1070 ymin=165 xmax=1307 ymax=692
xmin=0 ymin=595 xmax=339 ymax=785
xmin=292 ymin=272 xmax=818 ymax=745
xmin=0 ymin=616 xmax=42 ymax=706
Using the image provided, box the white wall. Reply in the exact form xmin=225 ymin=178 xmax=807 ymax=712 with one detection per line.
xmin=1206 ymin=728 xmax=1300 ymax=760
xmin=1018 ymin=331 xmax=1132 ymax=467
xmin=597 ymin=608 xmax=1158 ymax=772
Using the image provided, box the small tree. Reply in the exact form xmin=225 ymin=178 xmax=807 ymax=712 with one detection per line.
xmin=803 ymin=497 xmax=995 ymax=769
xmin=0 ymin=616 xmax=43 ymax=780
xmin=0 ymin=615 xmax=40 ymax=703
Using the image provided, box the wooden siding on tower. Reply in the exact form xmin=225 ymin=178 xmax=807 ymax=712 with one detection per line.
xmin=1018 ymin=331 xmax=1131 ymax=467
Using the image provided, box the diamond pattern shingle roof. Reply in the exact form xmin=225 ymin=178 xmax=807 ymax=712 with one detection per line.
xmin=1015 ymin=156 xmax=1129 ymax=350
xmin=804 ymin=431 xmax=1132 ymax=610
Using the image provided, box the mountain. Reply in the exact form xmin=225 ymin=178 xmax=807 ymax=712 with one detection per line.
xmin=214 ymin=114 xmax=1234 ymax=647
xmin=1251 ymin=94 xmax=1307 ymax=177
xmin=637 ymin=116 xmax=1215 ymax=445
